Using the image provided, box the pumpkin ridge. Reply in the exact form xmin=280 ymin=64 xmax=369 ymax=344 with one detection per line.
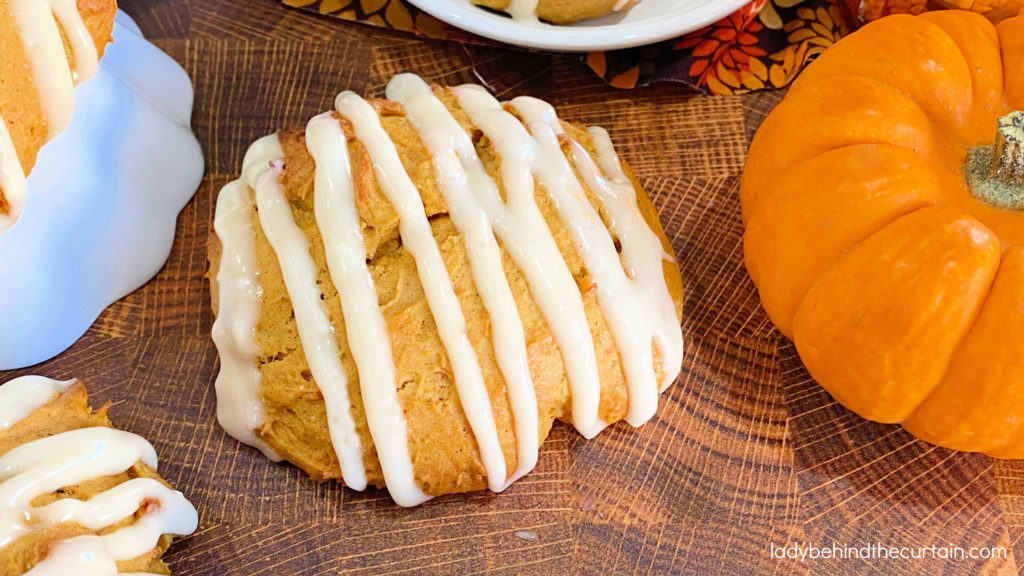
xmin=760 ymin=203 xmax=939 ymax=341
xmin=791 ymin=207 xmax=1000 ymax=424
xmin=997 ymin=16 xmax=1024 ymax=110
xmin=919 ymin=10 xmax=1005 ymax=145
xmin=903 ymin=246 xmax=1024 ymax=456
xmin=744 ymin=144 xmax=946 ymax=338
xmin=790 ymin=13 xmax=975 ymax=135
xmin=741 ymin=75 xmax=937 ymax=221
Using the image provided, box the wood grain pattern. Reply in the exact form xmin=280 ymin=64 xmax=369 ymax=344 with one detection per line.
xmin=1 ymin=0 xmax=1021 ymax=573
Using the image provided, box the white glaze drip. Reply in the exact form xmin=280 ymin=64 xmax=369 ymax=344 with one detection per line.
xmin=2 ymin=0 xmax=101 ymax=231
xmin=21 ymin=536 xmax=170 ymax=576
xmin=212 ymin=180 xmax=281 ymax=461
xmin=494 ymin=0 xmax=631 ymax=22
xmin=8 ymin=0 xmax=74 ymax=138
xmin=23 ymin=536 xmax=118 ymax=576
xmin=305 ymin=112 xmax=429 ymax=507
xmin=508 ymin=96 xmax=678 ymax=425
xmin=245 ymin=134 xmax=368 ymax=491
xmin=49 ymin=0 xmax=100 ymax=82
xmin=0 ymin=115 xmax=27 ymax=233
xmin=387 ymin=74 xmax=540 ymax=487
xmin=334 ymin=91 xmax=510 ymax=493
xmin=34 ymin=476 xmax=197 ymax=558
xmin=7 ymin=0 xmax=100 ymax=138
xmin=452 ymin=84 xmax=607 ymax=439
xmin=585 ymin=126 xmax=683 ymax=393
xmin=0 ymin=375 xmax=73 ymax=431
xmin=506 ymin=0 xmax=540 ymax=22
xmin=0 ymin=376 xmax=198 ymax=575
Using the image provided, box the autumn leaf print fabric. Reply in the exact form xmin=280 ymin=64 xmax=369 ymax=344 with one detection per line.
xmin=279 ymin=0 xmax=1020 ymax=94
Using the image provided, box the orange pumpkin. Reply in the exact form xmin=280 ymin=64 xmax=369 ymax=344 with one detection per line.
xmin=741 ymin=10 xmax=1024 ymax=458
xmin=851 ymin=0 xmax=1024 ymax=22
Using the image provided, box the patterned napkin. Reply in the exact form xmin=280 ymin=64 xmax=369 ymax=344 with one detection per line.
xmin=586 ymin=0 xmax=849 ymax=92
xmin=279 ymin=0 xmax=1007 ymax=94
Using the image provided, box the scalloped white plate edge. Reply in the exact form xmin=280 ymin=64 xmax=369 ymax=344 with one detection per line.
xmin=404 ymin=0 xmax=752 ymax=52
xmin=0 ymin=11 xmax=204 ymax=369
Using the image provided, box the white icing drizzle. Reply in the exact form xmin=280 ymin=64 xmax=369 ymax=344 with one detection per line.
xmin=387 ymin=75 xmax=542 ymax=487
xmin=386 ymin=77 xmax=544 ymax=487
xmin=334 ymin=91 xmax=511 ymax=493
xmin=495 ymin=0 xmax=631 ymax=23
xmin=584 ymin=126 xmax=683 ymax=393
xmin=506 ymin=0 xmax=540 ymax=22
xmin=2 ymin=0 xmax=101 ymax=231
xmin=212 ymin=180 xmax=281 ymax=461
xmin=0 ymin=375 xmax=73 ymax=431
xmin=212 ymin=74 xmax=684 ymax=506
xmin=6 ymin=0 xmax=100 ymax=139
xmin=244 ymin=134 xmax=368 ymax=492
xmin=49 ymin=0 xmax=100 ymax=83
xmin=23 ymin=536 xmax=118 ymax=576
xmin=0 ymin=115 xmax=27 ymax=233
xmin=508 ymin=96 xmax=679 ymax=426
xmin=452 ymin=85 xmax=608 ymax=438
xmin=0 ymin=376 xmax=198 ymax=575
xmin=305 ymin=112 xmax=429 ymax=507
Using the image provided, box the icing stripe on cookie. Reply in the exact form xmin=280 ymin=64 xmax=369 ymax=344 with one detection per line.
xmin=387 ymin=75 xmax=539 ymax=488
xmin=2 ymin=0 xmax=102 ymax=230
xmin=0 ymin=375 xmax=72 ymax=431
xmin=245 ymin=134 xmax=368 ymax=492
xmin=212 ymin=179 xmax=281 ymax=461
xmin=306 ymin=112 xmax=430 ymax=506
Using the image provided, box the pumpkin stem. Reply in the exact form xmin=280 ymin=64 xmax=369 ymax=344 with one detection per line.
xmin=968 ymin=111 xmax=1024 ymax=210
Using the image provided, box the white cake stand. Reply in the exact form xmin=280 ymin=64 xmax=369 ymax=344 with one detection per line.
xmin=0 ymin=11 xmax=204 ymax=369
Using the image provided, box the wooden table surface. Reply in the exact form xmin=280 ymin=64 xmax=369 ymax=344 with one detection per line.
xmin=3 ymin=0 xmax=1023 ymax=574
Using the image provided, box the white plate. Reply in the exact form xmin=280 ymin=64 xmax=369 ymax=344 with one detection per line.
xmin=405 ymin=0 xmax=752 ymax=52
xmin=0 ymin=11 xmax=204 ymax=369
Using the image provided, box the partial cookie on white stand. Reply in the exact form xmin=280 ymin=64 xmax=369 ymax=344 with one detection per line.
xmin=0 ymin=11 xmax=203 ymax=369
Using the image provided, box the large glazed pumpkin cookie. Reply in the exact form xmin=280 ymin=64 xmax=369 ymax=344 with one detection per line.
xmin=209 ymin=73 xmax=684 ymax=506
